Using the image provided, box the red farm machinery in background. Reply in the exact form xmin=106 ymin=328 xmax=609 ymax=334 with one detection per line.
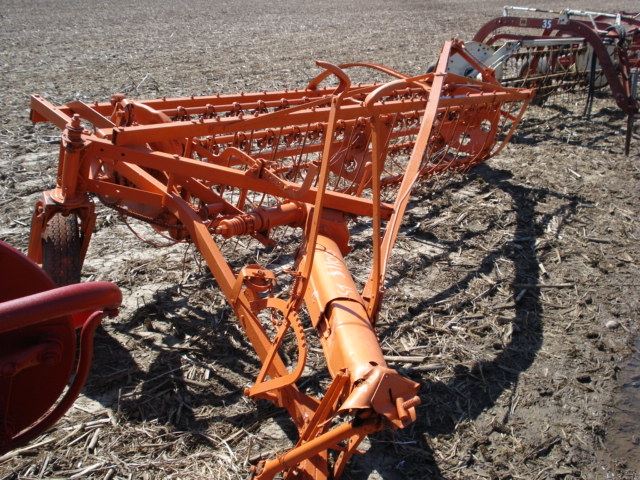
xmin=447 ymin=6 xmax=639 ymax=153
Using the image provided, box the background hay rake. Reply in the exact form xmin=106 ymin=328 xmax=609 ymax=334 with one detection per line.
xmin=465 ymin=6 xmax=639 ymax=153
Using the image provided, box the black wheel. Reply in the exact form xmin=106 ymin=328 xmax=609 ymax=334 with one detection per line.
xmin=42 ymin=213 xmax=82 ymax=286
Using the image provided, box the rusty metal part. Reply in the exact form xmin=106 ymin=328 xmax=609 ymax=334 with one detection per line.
xmin=24 ymin=41 xmax=532 ymax=478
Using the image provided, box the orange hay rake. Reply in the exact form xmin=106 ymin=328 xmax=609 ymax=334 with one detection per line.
xmin=17 ymin=40 xmax=531 ymax=479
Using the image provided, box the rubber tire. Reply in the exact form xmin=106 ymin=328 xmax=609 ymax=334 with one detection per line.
xmin=42 ymin=213 xmax=82 ymax=286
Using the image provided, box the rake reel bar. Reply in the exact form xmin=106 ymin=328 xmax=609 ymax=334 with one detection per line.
xmin=27 ymin=40 xmax=531 ymax=479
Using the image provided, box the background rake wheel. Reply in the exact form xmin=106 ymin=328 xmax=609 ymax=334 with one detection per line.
xmin=42 ymin=213 xmax=82 ymax=286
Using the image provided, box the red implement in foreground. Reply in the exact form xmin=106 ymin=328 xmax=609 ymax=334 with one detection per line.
xmin=0 ymin=241 xmax=121 ymax=454
xmin=24 ymin=40 xmax=531 ymax=478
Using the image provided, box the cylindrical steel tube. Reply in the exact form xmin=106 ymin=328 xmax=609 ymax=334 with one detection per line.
xmin=303 ymin=234 xmax=387 ymax=382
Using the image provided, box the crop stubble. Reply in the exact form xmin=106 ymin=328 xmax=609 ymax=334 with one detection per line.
xmin=0 ymin=1 xmax=638 ymax=479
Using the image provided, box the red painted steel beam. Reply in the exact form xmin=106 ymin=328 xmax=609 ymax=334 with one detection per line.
xmin=0 ymin=282 xmax=122 ymax=332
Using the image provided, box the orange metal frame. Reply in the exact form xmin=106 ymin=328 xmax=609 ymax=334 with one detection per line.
xmin=27 ymin=40 xmax=532 ymax=479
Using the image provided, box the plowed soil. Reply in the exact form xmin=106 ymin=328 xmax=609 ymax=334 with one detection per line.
xmin=0 ymin=1 xmax=638 ymax=479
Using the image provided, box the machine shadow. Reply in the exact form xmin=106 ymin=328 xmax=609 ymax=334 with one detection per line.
xmin=508 ymin=91 xmax=630 ymax=149
xmin=346 ymin=163 xmax=583 ymax=479
xmin=84 ymin=285 xmax=262 ymax=434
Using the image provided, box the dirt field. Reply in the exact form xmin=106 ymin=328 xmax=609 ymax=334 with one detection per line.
xmin=1 ymin=1 xmax=639 ymax=479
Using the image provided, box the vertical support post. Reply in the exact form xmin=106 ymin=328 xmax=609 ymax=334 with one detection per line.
xmin=624 ymin=69 xmax=638 ymax=156
xmin=52 ymin=115 xmax=85 ymax=204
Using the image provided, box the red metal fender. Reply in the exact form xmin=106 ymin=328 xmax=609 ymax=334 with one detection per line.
xmin=0 ymin=241 xmax=121 ymax=454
